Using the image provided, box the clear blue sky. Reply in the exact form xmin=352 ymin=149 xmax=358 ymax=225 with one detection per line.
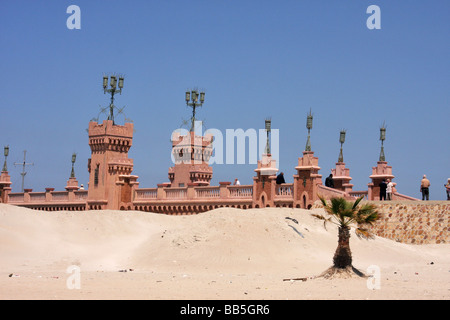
xmin=1 ymin=0 xmax=449 ymax=199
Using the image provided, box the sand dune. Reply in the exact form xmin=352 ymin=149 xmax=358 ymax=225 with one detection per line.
xmin=0 ymin=203 xmax=448 ymax=300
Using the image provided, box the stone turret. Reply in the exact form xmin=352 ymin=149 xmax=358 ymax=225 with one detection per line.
xmin=87 ymin=120 xmax=138 ymax=210
xmin=293 ymin=150 xmax=322 ymax=209
xmin=168 ymin=131 xmax=213 ymax=187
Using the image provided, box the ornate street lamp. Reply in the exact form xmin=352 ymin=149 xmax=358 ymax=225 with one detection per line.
xmin=70 ymin=153 xmax=77 ymax=178
xmin=338 ymin=130 xmax=346 ymax=163
xmin=2 ymin=146 xmax=9 ymax=172
xmin=103 ymin=75 xmax=124 ymax=124
xmin=185 ymin=89 xmax=205 ymax=132
xmin=265 ymin=118 xmax=271 ymax=155
xmin=305 ymin=109 xmax=313 ymax=151
xmin=379 ymin=123 xmax=386 ymax=162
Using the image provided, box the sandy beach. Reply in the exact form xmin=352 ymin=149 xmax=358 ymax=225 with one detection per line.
xmin=0 ymin=203 xmax=448 ymax=300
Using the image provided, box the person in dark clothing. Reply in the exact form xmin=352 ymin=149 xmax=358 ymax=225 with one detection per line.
xmin=325 ymin=174 xmax=334 ymax=188
xmin=379 ymin=179 xmax=387 ymax=201
xmin=276 ymin=172 xmax=286 ymax=184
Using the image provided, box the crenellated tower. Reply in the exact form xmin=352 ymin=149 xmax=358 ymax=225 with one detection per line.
xmin=168 ymin=89 xmax=213 ymax=187
xmin=169 ymin=130 xmax=213 ymax=187
xmin=86 ymin=75 xmax=138 ymax=210
xmin=87 ymin=120 xmax=138 ymax=210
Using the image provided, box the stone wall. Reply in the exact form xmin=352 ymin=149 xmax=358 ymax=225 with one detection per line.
xmin=312 ymin=200 xmax=449 ymax=244
xmin=369 ymin=201 xmax=449 ymax=244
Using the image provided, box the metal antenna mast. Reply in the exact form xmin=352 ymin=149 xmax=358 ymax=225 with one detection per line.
xmin=14 ymin=150 xmax=34 ymax=192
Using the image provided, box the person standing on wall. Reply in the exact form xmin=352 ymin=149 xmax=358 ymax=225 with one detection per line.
xmin=379 ymin=179 xmax=387 ymax=201
xmin=276 ymin=172 xmax=286 ymax=185
xmin=420 ymin=175 xmax=431 ymax=200
xmin=386 ymin=179 xmax=394 ymax=200
xmin=325 ymin=173 xmax=334 ymax=188
xmin=444 ymin=178 xmax=450 ymax=200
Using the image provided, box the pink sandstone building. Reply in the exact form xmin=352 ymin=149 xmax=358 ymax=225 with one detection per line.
xmin=0 ymin=78 xmax=419 ymax=214
xmin=4 ymin=84 xmax=449 ymax=245
xmin=0 ymin=115 xmax=417 ymax=213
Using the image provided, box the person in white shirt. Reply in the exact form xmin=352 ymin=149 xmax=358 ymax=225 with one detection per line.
xmin=386 ymin=179 xmax=394 ymax=200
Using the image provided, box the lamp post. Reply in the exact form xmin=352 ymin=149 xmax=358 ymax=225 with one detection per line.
xmin=379 ymin=123 xmax=386 ymax=162
xmin=2 ymin=146 xmax=9 ymax=172
xmin=14 ymin=150 xmax=33 ymax=193
xmin=265 ymin=118 xmax=271 ymax=155
xmin=103 ymin=75 xmax=124 ymax=124
xmin=70 ymin=153 xmax=77 ymax=178
xmin=185 ymin=89 xmax=205 ymax=132
xmin=305 ymin=110 xmax=313 ymax=151
xmin=338 ymin=130 xmax=346 ymax=163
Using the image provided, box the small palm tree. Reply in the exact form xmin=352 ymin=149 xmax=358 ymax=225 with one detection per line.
xmin=313 ymin=196 xmax=379 ymax=278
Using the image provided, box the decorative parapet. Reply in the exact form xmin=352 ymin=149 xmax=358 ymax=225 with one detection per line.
xmin=331 ymin=162 xmax=353 ymax=193
xmin=7 ymin=189 xmax=88 ymax=211
xmin=88 ymin=120 xmax=133 ymax=139
xmin=275 ymin=184 xmax=293 ymax=198
xmin=369 ymin=161 xmax=394 ymax=179
xmin=348 ymin=190 xmax=369 ymax=200
xmin=135 ymin=188 xmax=158 ymax=200
xmin=317 ymin=184 xmax=351 ymax=200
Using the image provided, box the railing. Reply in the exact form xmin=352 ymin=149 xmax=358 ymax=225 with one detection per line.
xmin=8 ymin=193 xmax=24 ymax=203
xmin=228 ymin=185 xmax=253 ymax=198
xmin=7 ymin=190 xmax=87 ymax=204
xmin=275 ymin=184 xmax=293 ymax=198
xmin=51 ymin=191 xmax=69 ymax=201
xmin=317 ymin=184 xmax=348 ymax=198
xmin=392 ymin=192 xmax=419 ymax=201
xmin=348 ymin=190 xmax=369 ymax=200
xmin=135 ymin=188 xmax=158 ymax=200
xmin=165 ymin=187 xmax=187 ymax=199
xmin=74 ymin=190 xmax=88 ymax=200
xmin=195 ymin=186 xmax=220 ymax=198
xmin=30 ymin=192 xmax=46 ymax=202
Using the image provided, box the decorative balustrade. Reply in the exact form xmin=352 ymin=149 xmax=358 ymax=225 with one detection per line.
xmin=8 ymin=193 xmax=24 ymax=203
xmin=228 ymin=185 xmax=253 ymax=198
xmin=348 ymin=190 xmax=369 ymax=200
xmin=195 ymin=186 xmax=220 ymax=198
xmin=275 ymin=184 xmax=293 ymax=198
xmin=135 ymin=188 xmax=158 ymax=200
xmin=51 ymin=191 xmax=69 ymax=201
xmin=4 ymin=176 xmax=419 ymax=215
xmin=7 ymin=189 xmax=87 ymax=205
xmin=29 ymin=192 xmax=46 ymax=202
xmin=74 ymin=190 xmax=88 ymax=200
xmin=165 ymin=187 xmax=187 ymax=199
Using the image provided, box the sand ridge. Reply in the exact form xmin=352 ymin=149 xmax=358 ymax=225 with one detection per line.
xmin=0 ymin=204 xmax=448 ymax=300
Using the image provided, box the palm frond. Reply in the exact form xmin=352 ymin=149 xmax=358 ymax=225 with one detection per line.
xmin=352 ymin=196 xmax=364 ymax=210
xmin=319 ymin=195 xmax=328 ymax=208
xmin=355 ymin=203 xmax=379 ymax=225
xmin=311 ymin=214 xmax=332 ymax=230
xmin=355 ymin=227 xmax=375 ymax=240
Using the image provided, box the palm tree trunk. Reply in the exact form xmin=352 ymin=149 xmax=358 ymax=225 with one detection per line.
xmin=333 ymin=225 xmax=352 ymax=268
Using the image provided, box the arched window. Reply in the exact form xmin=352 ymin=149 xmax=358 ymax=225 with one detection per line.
xmin=94 ymin=164 xmax=100 ymax=186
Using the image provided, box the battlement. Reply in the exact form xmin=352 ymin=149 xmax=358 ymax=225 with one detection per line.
xmin=88 ymin=120 xmax=134 ymax=139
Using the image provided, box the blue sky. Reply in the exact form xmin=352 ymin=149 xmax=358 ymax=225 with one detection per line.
xmin=1 ymin=0 xmax=449 ymax=199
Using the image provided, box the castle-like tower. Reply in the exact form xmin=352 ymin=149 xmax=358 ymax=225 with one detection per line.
xmin=167 ymin=89 xmax=214 ymax=187
xmin=87 ymin=120 xmax=138 ymax=210
xmin=168 ymin=131 xmax=213 ymax=187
